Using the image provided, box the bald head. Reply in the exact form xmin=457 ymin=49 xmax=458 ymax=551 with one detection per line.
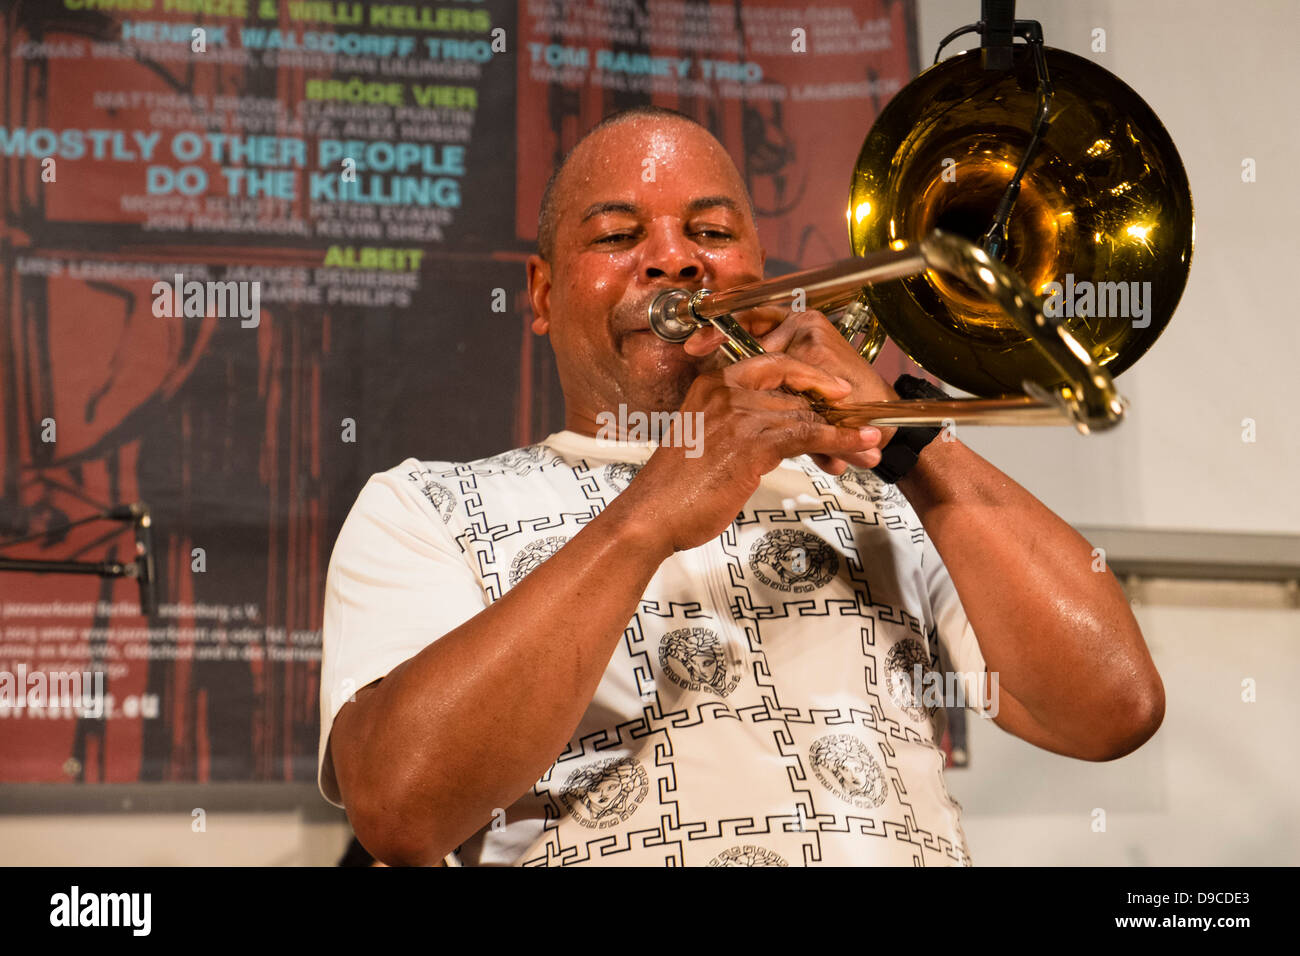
xmin=536 ymin=106 xmax=755 ymax=262
xmin=524 ymin=106 xmax=767 ymax=430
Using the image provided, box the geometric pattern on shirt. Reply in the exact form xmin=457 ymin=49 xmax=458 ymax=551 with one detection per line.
xmin=412 ymin=445 xmax=969 ymax=866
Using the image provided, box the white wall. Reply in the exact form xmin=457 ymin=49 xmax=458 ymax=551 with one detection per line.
xmin=0 ymin=811 xmax=351 ymax=867
xmin=947 ymin=579 xmax=1300 ymax=865
xmin=916 ymin=0 xmax=1300 ymax=534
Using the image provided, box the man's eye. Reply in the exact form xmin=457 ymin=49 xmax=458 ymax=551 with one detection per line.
xmin=595 ymin=233 xmax=634 ymax=244
xmin=693 ymin=229 xmax=733 ymax=239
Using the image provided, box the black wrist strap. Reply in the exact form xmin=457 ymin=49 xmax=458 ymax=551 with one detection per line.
xmin=870 ymin=375 xmax=949 ymax=484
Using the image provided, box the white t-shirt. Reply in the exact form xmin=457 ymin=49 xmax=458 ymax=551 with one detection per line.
xmin=319 ymin=430 xmax=987 ymax=866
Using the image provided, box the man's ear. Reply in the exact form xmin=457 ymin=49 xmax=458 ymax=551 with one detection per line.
xmin=526 ymin=254 xmax=551 ymax=335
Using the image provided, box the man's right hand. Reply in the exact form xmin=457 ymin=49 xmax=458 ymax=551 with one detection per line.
xmin=624 ymin=352 xmax=885 ymax=554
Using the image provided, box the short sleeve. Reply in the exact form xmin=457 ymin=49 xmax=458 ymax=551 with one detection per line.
xmin=318 ymin=463 xmax=488 ymax=807
xmin=920 ymin=534 xmax=988 ymax=714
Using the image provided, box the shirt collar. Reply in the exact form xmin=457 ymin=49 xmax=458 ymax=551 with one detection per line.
xmin=539 ymin=429 xmax=658 ymax=464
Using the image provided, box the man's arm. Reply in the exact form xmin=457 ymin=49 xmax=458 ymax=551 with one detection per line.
xmin=897 ymin=436 xmax=1165 ymax=760
xmin=330 ymin=495 xmax=671 ymax=866
xmin=689 ymin=311 xmax=1165 ymax=760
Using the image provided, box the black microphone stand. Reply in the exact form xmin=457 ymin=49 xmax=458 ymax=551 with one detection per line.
xmin=0 ymin=503 xmax=157 ymax=616
xmin=929 ymin=0 xmax=1054 ymax=260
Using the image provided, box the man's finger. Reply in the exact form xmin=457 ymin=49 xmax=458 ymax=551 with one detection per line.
xmin=756 ymin=309 xmax=834 ymax=354
xmin=811 ymin=453 xmax=850 ymax=477
xmin=739 ymin=305 xmax=788 ymax=338
xmin=682 ymin=306 xmax=789 ymax=356
xmin=682 ymin=327 xmax=726 ymax=356
xmin=720 ymin=352 xmax=854 ymax=401
xmin=765 ymin=420 xmax=884 ymax=465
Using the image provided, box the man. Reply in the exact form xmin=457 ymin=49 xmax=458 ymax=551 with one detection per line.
xmin=318 ymin=106 xmax=1164 ymax=866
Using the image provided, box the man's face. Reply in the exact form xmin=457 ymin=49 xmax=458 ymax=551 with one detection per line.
xmin=527 ymin=118 xmax=767 ymax=431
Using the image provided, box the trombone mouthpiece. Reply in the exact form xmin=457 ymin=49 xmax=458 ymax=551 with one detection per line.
xmin=647 ymin=288 xmax=698 ymax=342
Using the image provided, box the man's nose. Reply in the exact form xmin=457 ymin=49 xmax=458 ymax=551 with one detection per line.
xmin=640 ymin=223 xmax=703 ymax=283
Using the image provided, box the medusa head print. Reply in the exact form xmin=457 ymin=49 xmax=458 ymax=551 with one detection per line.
xmin=603 ymin=462 xmax=641 ymax=494
xmin=558 ymin=756 xmax=650 ymax=829
xmin=747 ymin=528 xmax=838 ymax=593
xmin=473 ymin=445 xmax=557 ymax=477
xmin=509 ymin=536 xmax=570 ymax=587
xmin=708 ymin=845 xmax=789 ymax=867
xmin=405 ymin=467 xmax=456 ymax=522
xmin=836 ymin=465 xmax=906 ymax=511
xmin=809 ymin=734 xmax=889 ymax=809
xmin=884 ymin=637 xmax=939 ymax=723
xmin=658 ymin=627 xmax=743 ymax=698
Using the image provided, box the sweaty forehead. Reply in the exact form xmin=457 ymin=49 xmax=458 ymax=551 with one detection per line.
xmin=555 ymin=119 xmax=748 ymax=220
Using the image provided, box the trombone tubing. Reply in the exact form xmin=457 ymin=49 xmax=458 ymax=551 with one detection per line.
xmin=691 ymin=246 xmax=926 ymax=319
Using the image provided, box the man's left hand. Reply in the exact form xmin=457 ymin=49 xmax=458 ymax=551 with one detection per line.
xmin=684 ymin=307 xmax=899 ymax=475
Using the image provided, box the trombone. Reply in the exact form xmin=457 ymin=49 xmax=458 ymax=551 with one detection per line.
xmin=649 ymin=37 xmax=1193 ymax=434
